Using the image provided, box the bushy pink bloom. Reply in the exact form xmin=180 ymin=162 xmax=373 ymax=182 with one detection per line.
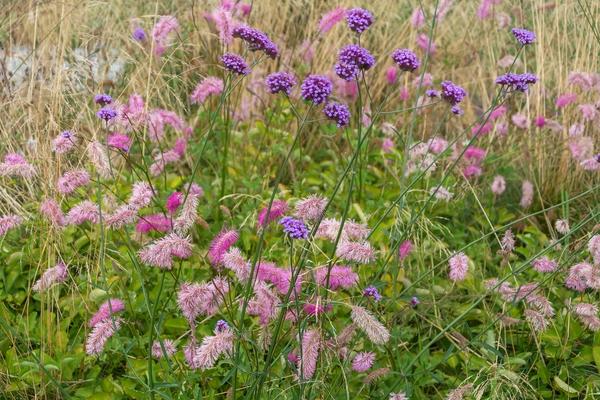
xmin=294 ymin=195 xmax=327 ymax=222
xmin=65 ymin=201 xmax=100 ymax=225
xmin=410 ymin=7 xmax=425 ymax=28
xmin=32 ymin=262 xmax=68 ymax=292
xmin=569 ymin=136 xmax=594 ymax=161
xmin=579 ymin=104 xmax=597 ymax=120
xmin=297 ymin=328 xmax=320 ymax=380
xmin=574 ymin=303 xmax=600 ymax=331
xmin=416 ymin=33 xmax=436 ymax=54
xmin=208 ymin=229 xmax=239 ymax=266
xmin=555 ymin=93 xmax=577 ymax=108
xmin=491 ymin=175 xmax=506 ymax=195
xmin=477 ymin=0 xmax=502 ymax=19
xmin=177 ymin=278 xmax=229 ymax=322
xmin=85 ymin=317 xmax=122 ymax=355
xmin=350 ymin=305 xmax=390 ymax=345
xmin=336 ymin=240 xmax=375 ymax=264
xmin=532 ymin=256 xmax=557 ymax=273
xmin=129 ymin=182 xmax=154 ymax=209
xmin=40 ymin=199 xmax=65 ymax=227
xmin=173 ymin=185 xmax=203 ymax=235
xmin=165 ymin=192 xmax=183 ymax=214
xmin=314 ymin=265 xmax=358 ymax=290
xmin=555 ymin=219 xmax=569 ymax=234
xmin=511 ymin=113 xmax=529 ymax=129
xmin=581 ymin=157 xmax=600 ymax=171
xmin=462 ymin=164 xmax=482 ymax=178
xmin=565 ymin=262 xmax=596 ymax=292
xmin=449 ymin=252 xmax=469 ymax=281
xmin=381 ymin=138 xmax=394 ymax=153
xmin=107 ymin=133 xmax=132 ymax=152
xmin=136 ymin=214 xmax=172 ymax=233
xmin=105 ymin=205 xmax=138 ymax=229
xmin=222 ymin=247 xmax=250 ymax=282
xmin=495 ymin=121 xmax=508 ymax=136
xmin=256 ymin=262 xmax=300 ymax=294
xmin=0 ymin=153 xmax=35 ymax=178
xmin=257 ymin=199 xmax=288 ymax=227
xmin=534 ymin=115 xmax=546 ymax=128
xmin=398 ymin=240 xmax=413 ymax=260
xmin=385 ymin=67 xmax=398 ymax=85
xmin=52 ymin=131 xmax=78 ymax=154
xmin=186 ymin=327 xmax=234 ymax=369
xmin=589 ymin=235 xmax=600 ymax=265
xmin=152 ymin=16 xmax=179 ymax=56
xmin=464 ymin=146 xmax=486 ymax=163
xmin=57 ymin=169 xmax=91 ymax=195
xmin=147 ymin=109 xmax=186 ymax=142
xmin=430 ymin=186 xmax=454 ymax=201
xmin=191 ymin=77 xmax=224 ymax=104
xmin=212 ymin=8 xmax=235 ymax=44
xmin=319 ymin=7 xmax=346 ymax=34
xmin=520 ymin=180 xmax=534 ymax=209
xmin=119 ymin=93 xmax=146 ymax=131
xmin=501 ymin=229 xmax=515 ymax=254
xmin=87 ymin=141 xmax=111 ymax=178
xmin=248 ymin=282 xmax=280 ymax=325
xmin=152 ymin=339 xmax=177 ymax=359
xmin=568 ymin=71 xmax=598 ymax=91
xmin=489 ymin=105 xmax=507 ymax=121
xmin=524 ymin=309 xmax=549 ymax=332
xmin=89 ymin=298 xmax=125 ymax=328
xmin=352 ymin=352 xmax=375 ymax=372
xmin=138 ymin=233 xmax=193 ymax=269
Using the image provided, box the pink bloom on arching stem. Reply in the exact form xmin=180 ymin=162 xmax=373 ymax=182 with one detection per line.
xmin=569 ymin=136 xmax=593 ymax=161
xmin=352 ymin=352 xmax=375 ymax=372
xmin=555 ymin=93 xmax=577 ymax=109
xmin=464 ymin=146 xmax=486 ymax=162
xmin=190 ymin=77 xmax=224 ymax=105
xmin=152 ymin=16 xmax=179 ymax=57
xmin=416 ymin=33 xmax=436 ymax=54
xmin=136 ymin=214 xmax=172 ymax=233
xmin=398 ymin=240 xmax=413 ymax=261
xmin=385 ymin=67 xmax=398 ymax=85
xmin=152 ymin=339 xmax=177 ymax=359
xmin=589 ymin=235 xmax=600 ymax=265
xmin=208 ymin=229 xmax=239 ymax=266
xmin=511 ymin=113 xmax=529 ymax=129
xmin=187 ymin=327 xmax=234 ymax=370
xmin=222 ymin=247 xmax=250 ymax=282
xmin=534 ymin=115 xmax=545 ymax=128
xmin=532 ymin=256 xmax=557 ymax=273
xmin=471 ymin=122 xmax=493 ymax=137
xmin=138 ymin=233 xmax=193 ymax=269
xmin=32 ymin=262 xmax=68 ymax=292
xmin=463 ymin=164 xmax=482 ymax=178
xmin=410 ymin=7 xmax=425 ymax=28
xmin=0 ymin=153 xmax=35 ymax=178
xmin=491 ymin=175 xmax=506 ymax=195
xmin=40 ymin=199 xmax=64 ymax=227
xmin=297 ymin=329 xmax=320 ymax=380
xmin=449 ymin=253 xmax=469 ymax=281
xmin=520 ymin=180 xmax=534 ymax=209
xmin=399 ymin=87 xmax=410 ymax=101
xmin=212 ymin=8 xmax=235 ymax=45
xmin=89 ymin=298 xmax=125 ymax=328
xmin=85 ymin=317 xmax=122 ymax=355
xmin=336 ymin=240 xmax=375 ymax=264
xmin=177 ymin=278 xmax=229 ymax=322
xmin=257 ymin=199 xmax=288 ymax=227
xmin=247 ymin=282 xmax=280 ymax=325
xmin=107 ymin=133 xmax=132 ymax=152
xmin=65 ymin=201 xmax=99 ymax=225
xmin=314 ymin=265 xmax=358 ymax=290
xmin=87 ymin=141 xmax=111 ymax=178
xmin=52 ymin=131 xmax=78 ymax=154
xmin=350 ymin=305 xmax=390 ymax=345
xmin=129 ymin=182 xmax=154 ymax=209
xmin=295 ymin=195 xmax=327 ymax=222
xmin=256 ymin=262 xmax=301 ymax=295
xmin=319 ymin=7 xmax=346 ymax=34
xmin=573 ymin=303 xmax=600 ymax=331
xmin=165 ymin=192 xmax=183 ymax=214
xmin=579 ymin=104 xmax=597 ymax=121
xmin=57 ymin=169 xmax=91 ymax=195
xmin=565 ymin=262 xmax=595 ymax=292
xmin=381 ymin=138 xmax=394 ymax=153
xmin=489 ymin=105 xmax=507 ymax=120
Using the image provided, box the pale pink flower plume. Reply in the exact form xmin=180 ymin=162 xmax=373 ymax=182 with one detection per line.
xmin=524 ymin=309 xmax=549 ymax=332
xmin=446 ymin=383 xmax=474 ymax=400
xmin=589 ymin=235 xmax=600 ymax=265
xmin=297 ymin=328 xmax=320 ymax=380
xmin=449 ymin=252 xmax=469 ymax=281
xmin=389 ymin=392 xmax=409 ymax=400
xmin=411 ymin=7 xmax=425 ymax=28
xmin=477 ymin=0 xmax=501 ymax=19
xmin=0 ymin=153 xmax=35 ymax=178
xmin=256 ymin=261 xmax=301 ymax=294
xmin=128 ymin=182 xmax=154 ymax=209
xmin=574 ymin=303 xmax=600 ymax=331
xmin=352 ymin=351 xmax=375 ymax=372
xmin=532 ymin=256 xmax=557 ymax=273
xmin=152 ymin=339 xmax=177 ymax=359
xmin=491 ymin=175 xmax=506 ymax=195
xmin=212 ymin=8 xmax=235 ymax=44
xmin=568 ymin=71 xmax=599 ymax=91
xmin=89 ymin=298 xmax=125 ymax=328
xmin=105 ymin=205 xmax=138 ymax=229
xmin=107 ymin=133 xmax=132 ymax=152
xmin=350 ymin=305 xmax=390 ymax=345
xmin=65 ymin=201 xmax=100 ymax=225
xmin=208 ymin=229 xmax=239 ymax=266
xmin=569 ymin=136 xmax=594 ymax=161
xmin=511 ymin=113 xmax=529 ymax=129
xmin=191 ymin=77 xmax=224 ymax=104
xmin=187 ymin=327 xmax=234 ymax=370
xmin=314 ymin=265 xmax=358 ymax=290
xmin=500 ymin=229 xmax=515 ymax=254
xmin=136 ymin=214 xmax=172 ymax=233
xmin=173 ymin=184 xmax=203 ymax=235
xmin=319 ymin=7 xmax=346 ymax=34
xmin=416 ymin=33 xmax=436 ymax=54
xmin=579 ymin=104 xmax=597 ymax=120
xmin=294 ymin=195 xmax=327 ymax=222
xmin=520 ymin=180 xmax=534 ymax=209
xmin=152 ymin=16 xmax=179 ymax=57
xmin=138 ymin=233 xmax=193 ymax=269
xmin=86 ymin=141 xmax=111 ymax=178
xmin=52 ymin=132 xmax=78 ymax=154
xmin=40 ymin=199 xmax=65 ymax=227
xmin=148 ymin=109 xmax=186 ymax=142
xmin=565 ymin=262 xmax=598 ymax=292
xmin=385 ymin=68 xmax=398 ymax=85
xmin=398 ymin=240 xmax=413 ymax=261
xmin=222 ymin=247 xmax=251 ymax=282
xmin=343 ymin=220 xmax=371 ymax=241
xmin=247 ymin=282 xmax=280 ymax=325
xmin=336 ymin=240 xmax=375 ymax=264
xmin=32 ymin=261 xmax=68 ymax=292
xmin=430 ymin=186 xmax=454 ymax=201
xmin=257 ymin=199 xmax=288 ymax=227
xmin=555 ymin=93 xmax=577 ymax=108
xmin=555 ymin=219 xmax=569 ymax=235
xmin=464 ymin=146 xmax=486 ymax=163
xmin=526 ymin=293 xmax=554 ymax=317
xmin=85 ymin=317 xmax=122 ymax=355
xmin=427 ymin=137 xmax=448 ymax=154
xmin=177 ymin=278 xmax=229 ymax=322
xmin=57 ymin=169 xmax=91 ymax=195
xmin=119 ymin=93 xmax=146 ymax=131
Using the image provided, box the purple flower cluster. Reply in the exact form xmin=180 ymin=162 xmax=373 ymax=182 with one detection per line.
xmin=220 ymin=53 xmax=250 ymax=75
xmin=280 ymin=216 xmax=309 ymax=239
xmin=346 ymin=8 xmax=373 ymax=34
xmin=323 ymin=102 xmax=351 ymax=128
xmin=94 ymin=93 xmax=113 ymax=106
xmin=132 ymin=27 xmax=146 ymax=42
xmin=440 ymin=81 xmax=467 ymax=105
xmin=391 ymin=48 xmax=420 ymax=72
xmin=363 ymin=286 xmax=382 ymax=302
xmin=233 ymin=25 xmax=279 ymax=58
xmin=426 ymin=89 xmax=440 ymax=98
xmin=495 ymin=72 xmax=538 ymax=92
xmin=511 ymin=28 xmax=536 ymax=45
xmin=335 ymin=44 xmax=375 ymax=81
xmin=265 ymin=72 xmax=297 ymax=95
xmin=96 ymin=107 xmax=118 ymax=121
xmin=300 ymin=75 xmax=333 ymax=105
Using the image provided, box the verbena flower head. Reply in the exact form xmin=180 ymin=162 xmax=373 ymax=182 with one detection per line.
xmin=323 ymin=102 xmax=351 ymax=127
xmin=346 ymin=8 xmax=373 ymax=34
xmin=512 ymin=27 xmax=536 ymax=45
xmin=96 ymin=106 xmax=118 ymax=122
xmin=301 ymin=75 xmax=333 ymax=105
xmin=280 ymin=216 xmax=309 ymax=239
xmin=232 ymin=25 xmax=279 ymax=58
xmin=495 ymin=72 xmax=538 ymax=92
xmin=94 ymin=93 xmax=113 ymax=106
xmin=391 ymin=48 xmax=420 ymax=72
xmin=425 ymin=89 xmax=439 ymax=98
xmin=334 ymin=62 xmax=359 ymax=81
xmin=265 ymin=72 xmax=297 ymax=95
xmin=363 ymin=285 xmax=382 ymax=301
xmin=338 ymin=44 xmax=375 ymax=70
xmin=220 ymin=53 xmax=250 ymax=75
xmin=132 ymin=26 xmax=146 ymax=41
xmin=441 ymin=81 xmax=467 ymax=105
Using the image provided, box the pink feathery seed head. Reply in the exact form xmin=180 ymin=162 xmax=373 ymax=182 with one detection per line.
xmin=119 ymin=93 xmax=146 ymax=130
xmin=166 ymin=191 xmax=183 ymax=214
xmin=208 ymin=229 xmax=239 ymax=266
xmin=138 ymin=233 xmax=193 ymax=269
xmin=495 ymin=121 xmax=508 ymax=136
xmin=471 ymin=122 xmax=493 ymax=137
xmin=178 ymin=278 xmax=229 ymax=322
xmin=152 ymin=16 xmax=179 ymax=57
xmin=501 ymin=229 xmax=515 ymax=253
xmin=222 ymin=247 xmax=250 ymax=282
xmin=136 ymin=214 xmax=173 ymax=234
xmin=107 ymin=133 xmax=132 ymax=152
xmin=319 ymin=7 xmax=346 ymax=34
xmin=524 ymin=309 xmax=549 ymax=332
xmin=173 ymin=188 xmax=202 ymax=235
xmin=398 ymin=240 xmax=413 ymax=261
xmin=342 ymin=220 xmax=371 ymax=241
xmin=555 ymin=219 xmax=570 ymax=235
xmin=381 ymin=138 xmax=394 ymax=153
xmin=189 ymin=327 xmax=234 ymax=370
xmin=574 ymin=303 xmax=600 ymax=331
xmin=152 ymin=339 xmax=177 ymax=359
xmin=449 ymin=252 xmax=469 ymax=281
xmin=336 ymin=240 xmax=376 ymax=264
xmin=491 ymin=175 xmax=506 ymax=195
xmin=190 ymin=77 xmax=224 ymax=104
xmin=86 ymin=141 xmax=111 ymax=178
xmin=385 ymin=67 xmax=398 ymax=85
xmin=427 ymin=137 xmax=448 ymax=154
xmin=511 ymin=113 xmax=529 ymax=129
xmin=416 ymin=33 xmax=436 ymax=54
xmin=247 ymin=282 xmax=280 ymax=325
xmin=569 ymin=136 xmax=593 ymax=161
xmin=297 ymin=328 xmax=320 ymax=380
xmin=257 ymin=199 xmax=288 ymax=227
xmin=520 ymin=180 xmax=534 ymax=209
xmin=303 ymin=299 xmax=333 ymax=316
xmin=0 ymin=153 xmax=35 ymax=178
xmin=555 ymin=92 xmax=577 ymax=108
xmin=32 ymin=261 xmax=68 ymax=292
xmin=464 ymin=146 xmax=487 ymax=162
xmin=105 ymin=205 xmax=138 ymax=229
xmin=294 ymin=195 xmax=327 ymax=222
xmin=57 ymin=169 xmax=91 ymax=195
xmin=579 ymin=104 xmax=597 ymax=120
xmin=589 ymin=235 xmax=600 ymax=265
xmin=65 ymin=201 xmax=100 ymax=225
xmin=462 ymin=165 xmax=482 ymax=179
xmin=565 ymin=262 xmax=594 ymax=292
xmin=352 ymin=352 xmax=375 ymax=372
xmin=85 ymin=317 xmax=122 ymax=355
xmin=256 ymin=262 xmax=301 ymax=294
xmin=410 ymin=7 xmax=425 ymax=28
xmin=52 ymin=131 xmax=78 ymax=154
xmin=212 ymin=7 xmax=235 ymax=45
xmin=89 ymin=298 xmax=125 ymax=328
xmin=315 ymin=265 xmax=358 ymax=290
xmin=350 ymin=305 xmax=390 ymax=345
xmin=40 ymin=199 xmax=64 ymax=227
xmin=534 ymin=115 xmax=546 ymax=128
xmin=532 ymin=256 xmax=558 ymax=273
xmin=129 ymin=182 xmax=154 ymax=209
